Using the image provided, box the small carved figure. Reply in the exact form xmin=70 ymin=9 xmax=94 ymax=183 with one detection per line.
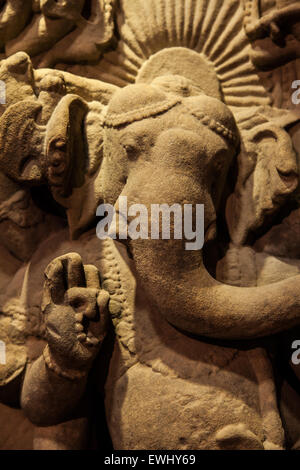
xmin=243 ymin=0 xmax=300 ymax=69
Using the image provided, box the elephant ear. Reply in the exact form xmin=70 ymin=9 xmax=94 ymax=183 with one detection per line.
xmin=45 ymin=94 xmax=108 ymax=237
xmin=38 ymin=69 xmax=117 ymax=201
xmin=45 ymin=94 xmax=90 ymax=198
xmin=226 ymin=106 xmax=300 ymax=246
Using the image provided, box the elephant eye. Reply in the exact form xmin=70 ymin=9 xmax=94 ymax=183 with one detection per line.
xmin=124 ymin=144 xmax=137 ymax=154
xmin=122 ymin=139 xmax=140 ymax=160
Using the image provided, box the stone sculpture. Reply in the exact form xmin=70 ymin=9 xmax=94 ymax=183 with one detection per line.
xmin=0 ymin=0 xmax=300 ymax=450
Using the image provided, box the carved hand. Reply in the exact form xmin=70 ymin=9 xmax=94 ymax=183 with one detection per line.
xmin=42 ymin=253 xmax=110 ymax=373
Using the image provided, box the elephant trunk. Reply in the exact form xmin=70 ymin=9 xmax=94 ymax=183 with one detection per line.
xmin=128 ymin=235 xmax=300 ymax=340
xmin=121 ymin=163 xmax=300 ymax=340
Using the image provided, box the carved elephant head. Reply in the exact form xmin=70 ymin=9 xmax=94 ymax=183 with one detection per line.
xmin=96 ymin=78 xmax=300 ymax=340
xmin=100 ymin=80 xmax=238 ymax=242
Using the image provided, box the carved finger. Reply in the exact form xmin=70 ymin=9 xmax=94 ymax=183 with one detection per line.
xmin=84 ymin=264 xmax=101 ymax=290
xmin=44 ymin=257 xmax=65 ymax=305
xmin=63 ymin=252 xmax=85 ymax=289
xmin=97 ymin=290 xmax=110 ymax=314
xmin=86 ymin=290 xmax=110 ymax=341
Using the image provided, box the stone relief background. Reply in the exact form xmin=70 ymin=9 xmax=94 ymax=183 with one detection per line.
xmin=0 ymin=0 xmax=300 ymax=450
